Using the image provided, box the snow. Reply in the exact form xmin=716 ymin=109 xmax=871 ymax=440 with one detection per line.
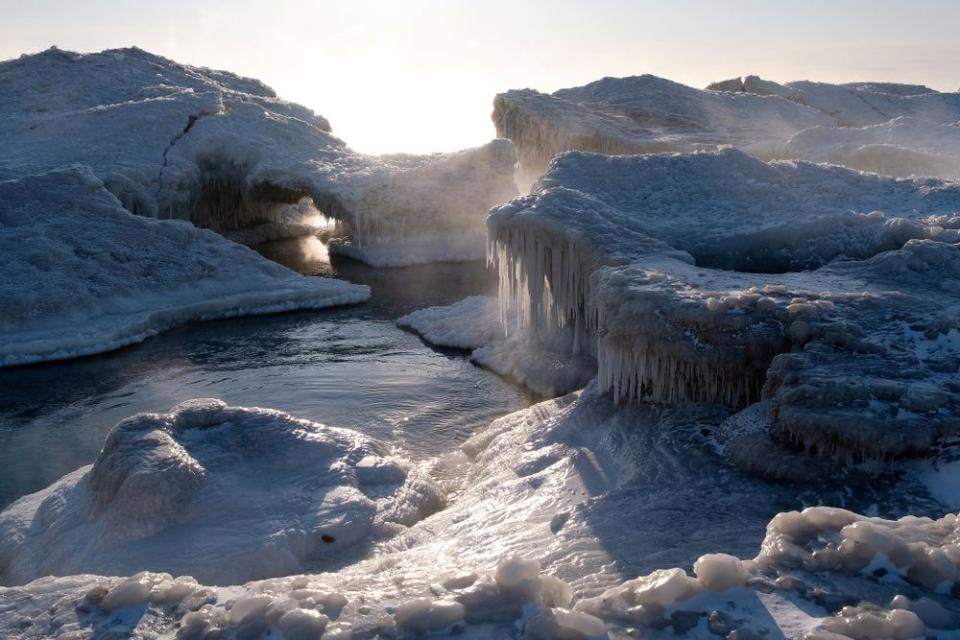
xmin=489 ymin=149 xmax=960 ymax=462
xmin=1 ymin=388 xmax=957 ymax=638
xmin=0 ymin=399 xmax=444 ymax=585
xmin=498 ymin=73 xmax=960 ymax=185
xmin=0 ymin=47 xmax=517 ymax=266
xmin=783 ymin=117 xmax=960 ymax=180
xmin=0 ymin=168 xmax=369 ymax=367
xmin=397 ymin=296 xmax=595 ymax=396
xmin=494 ymin=73 xmax=831 ymax=187
xmin=397 ymin=295 xmax=500 ymax=350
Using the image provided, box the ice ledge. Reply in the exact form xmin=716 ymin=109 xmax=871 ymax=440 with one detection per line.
xmin=0 ymin=168 xmax=369 ymax=367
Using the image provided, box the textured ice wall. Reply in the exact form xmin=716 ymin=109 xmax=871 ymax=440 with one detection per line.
xmin=0 ymin=399 xmax=443 ymax=585
xmin=497 ymin=73 xmax=960 ymax=186
xmin=489 ymin=149 xmax=960 ymax=462
xmin=0 ymin=168 xmax=369 ymax=367
xmin=0 ymin=47 xmax=517 ymax=266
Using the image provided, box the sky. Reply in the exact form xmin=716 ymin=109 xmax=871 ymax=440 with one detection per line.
xmin=2 ymin=0 xmax=959 ymax=154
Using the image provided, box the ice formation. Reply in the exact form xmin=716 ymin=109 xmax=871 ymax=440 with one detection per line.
xmin=489 ymin=149 xmax=960 ymax=463
xmin=0 ymin=169 xmax=369 ymax=367
xmin=396 ymin=295 xmax=501 ymax=350
xmin=782 ymin=117 xmax=960 ymax=180
xmin=712 ymin=75 xmax=960 ymax=128
xmin=2 ymin=389 xmax=957 ymax=638
xmin=397 ymin=296 xmax=596 ymax=396
xmin=497 ymin=74 xmax=960 ymax=186
xmin=494 ymin=74 xmax=831 ymax=187
xmin=0 ymin=399 xmax=444 ymax=586
xmin=0 ymin=47 xmax=517 ymax=266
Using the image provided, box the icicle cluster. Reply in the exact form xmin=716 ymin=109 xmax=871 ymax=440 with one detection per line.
xmin=487 ymin=224 xmax=599 ymax=356
xmin=597 ymin=339 xmax=766 ymax=407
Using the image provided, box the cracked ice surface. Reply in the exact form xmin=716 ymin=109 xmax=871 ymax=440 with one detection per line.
xmin=489 ymin=149 xmax=960 ymax=463
xmin=0 ymin=168 xmax=369 ymax=367
xmin=0 ymin=399 xmax=444 ymax=586
xmin=0 ymin=47 xmax=517 ymax=265
xmin=497 ymin=73 xmax=960 ymax=186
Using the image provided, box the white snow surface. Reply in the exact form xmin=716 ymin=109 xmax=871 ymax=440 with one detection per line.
xmin=1 ymin=390 xmax=958 ymax=638
xmin=0 ymin=168 xmax=369 ymax=367
xmin=714 ymin=75 xmax=960 ymax=127
xmin=397 ymin=296 xmax=501 ymax=350
xmin=494 ymin=73 xmax=832 ymax=186
xmin=782 ymin=117 xmax=960 ymax=180
xmin=0 ymin=399 xmax=444 ymax=586
xmin=0 ymin=47 xmax=517 ymax=265
xmin=489 ymin=149 xmax=960 ymax=462
xmin=498 ymin=73 xmax=960 ymax=185
xmin=397 ymin=296 xmax=595 ymax=396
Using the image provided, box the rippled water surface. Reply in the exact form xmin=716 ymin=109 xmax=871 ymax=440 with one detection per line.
xmin=0 ymin=238 xmax=531 ymax=508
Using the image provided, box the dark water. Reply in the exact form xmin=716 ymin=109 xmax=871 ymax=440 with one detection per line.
xmin=0 ymin=237 xmax=531 ymax=509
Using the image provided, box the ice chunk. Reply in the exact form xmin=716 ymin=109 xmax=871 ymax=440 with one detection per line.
xmin=0 ymin=400 xmax=444 ymax=585
xmin=398 ymin=296 xmax=596 ymax=397
xmin=0 ymin=168 xmax=369 ymax=367
xmin=693 ymin=553 xmax=748 ymax=591
xmin=397 ymin=295 xmax=501 ymax=350
xmin=0 ymin=47 xmax=517 ymax=266
xmin=489 ymin=149 xmax=960 ymax=462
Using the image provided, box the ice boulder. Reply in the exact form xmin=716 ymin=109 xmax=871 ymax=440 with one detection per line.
xmin=0 ymin=47 xmax=517 ymax=266
xmin=0 ymin=168 xmax=370 ymax=366
xmin=489 ymin=149 xmax=960 ymax=463
xmin=0 ymin=399 xmax=444 ymax=585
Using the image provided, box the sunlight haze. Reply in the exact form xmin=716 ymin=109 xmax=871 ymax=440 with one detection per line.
xmin=2 ymin=0 xmax=959 ymax=153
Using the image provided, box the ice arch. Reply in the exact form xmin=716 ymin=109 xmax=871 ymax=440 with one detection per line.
xmin=0 ymin=47 xmax=518 ymax=267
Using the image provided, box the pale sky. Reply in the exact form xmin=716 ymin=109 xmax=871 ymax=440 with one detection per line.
xmin=2 ymin=0 xmax=959 ymax=154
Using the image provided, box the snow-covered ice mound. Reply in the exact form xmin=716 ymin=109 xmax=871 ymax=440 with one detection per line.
xmin=0 ymin=399 xmax=444 ymax=586
xmin=494 ymin=74 xmax=832 ymax=187
xmin=782 ymin=117 xmax=960 ymax=180
xmin=397 ymin=296 xmax=595 ymax=396
xmin=0 ymin=168 xmax=369 ymax=367
xmin=489 ymin=149 xmax=960 ymax=464
xmin=0 ymin=47 xmax=517 ymax=266
xmin=1 ymin=389 xmax=954 ymax=638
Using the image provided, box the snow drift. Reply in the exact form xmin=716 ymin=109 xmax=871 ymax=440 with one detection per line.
xmin=497 ymin=73 xmax=960 ymax=186
xmin=0 ymin=47 xmax=517 ymax=266
xmin=0 ymin=399 xmax=444 ymax=586
xmin=488 ymin=149 xmax=960 ymax=464
xmin=0 ymin=168 xmax=369 ymax=367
